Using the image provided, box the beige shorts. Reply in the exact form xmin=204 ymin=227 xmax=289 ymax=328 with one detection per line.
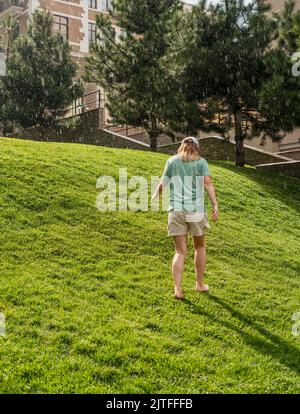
xmin=168 ymin=211 xmax=211 ymax=237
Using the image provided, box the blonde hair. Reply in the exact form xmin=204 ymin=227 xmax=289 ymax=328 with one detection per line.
xmin=177 ymin=137 xmax=201 ymax=162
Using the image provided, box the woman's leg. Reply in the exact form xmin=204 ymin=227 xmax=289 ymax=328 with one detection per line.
xmin=193 ymin=235 xmax=208 ymax=290
xmin=172 ymin=235 xmax=188 ymax=298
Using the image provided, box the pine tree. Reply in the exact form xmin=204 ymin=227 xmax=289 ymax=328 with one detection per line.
xmin=85 ymin=0 xmax=182 ymax=151
xmin=173 ymin=0 xmax=300 ymax=166
xmin=0 ymin=15 xmax=19 ymax=59
xmin=276 ymin=0 xmax=300 ymax=54
xmin=2 ymin=10 xmax=83 ymax=129
xmin=0 ymin=16 xmax=19 ymax=133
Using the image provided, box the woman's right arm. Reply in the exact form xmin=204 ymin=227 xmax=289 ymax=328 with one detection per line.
xmin=151 ymin=181 xmax=164 ymax=201
xmin=152 ymin=159 xmax=171 ymax=201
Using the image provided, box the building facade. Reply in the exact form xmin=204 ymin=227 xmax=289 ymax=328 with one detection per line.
xmin=0 ymin=1 xmax=192 ymax=123
xmin=0 ymin=1 xmax=191 ymax=76
xmin=0 ymin=1 xmax=112 ymax=59
xmin=0 ymin=0 xmax=299 ymax=157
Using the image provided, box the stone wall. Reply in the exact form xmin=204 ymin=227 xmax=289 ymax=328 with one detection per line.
xmin=7 ymin=113 xmax=150 ymax=152
xmin=8 ymin=123 xmax=297 ymax=172
xmin=277 ymin=149 xmax=300 ymax=160
xmin=256 ymin=161 xmax=300 ymax=178
xmin=157 ymin=136 xmax=292 ymax=166
xmin=7 ymin=108 xmax=101 ymax=139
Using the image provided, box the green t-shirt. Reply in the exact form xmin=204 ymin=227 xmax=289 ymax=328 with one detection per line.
xmin=162 ymin=156 xmax=210 ymax=212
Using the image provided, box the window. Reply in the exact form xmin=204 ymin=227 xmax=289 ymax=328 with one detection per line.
xmin=88 ymin=22 xmax=97 ymax=48
xmin=100 ymin=0 xmax=111 ymax=12
xmin=88 ymin=23 xmax=109 ymax=48
xmin=89 ymin=0 xmax=97 ymax=9
xmin=53 ymin=15 xmax=68 ymax=41
xmin=115 ymin=27 xmax=125 ymax=42
xmin=99 ymin=29 xmax=109 ymax=44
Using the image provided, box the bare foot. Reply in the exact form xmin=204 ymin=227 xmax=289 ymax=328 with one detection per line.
xmin=174 ymin=287 xmax=185 ymax=300
xmin=195 ymin=283 xmax=209 ymax=293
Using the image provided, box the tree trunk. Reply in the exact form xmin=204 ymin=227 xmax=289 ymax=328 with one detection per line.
xmin=6 ymin=26 xmax=11 ymax=61
xmin=148 ymin=115 xmax=160 ymax=152
xmin=149 ymin=131 xmax=158 ymax=152
xmin=234 ymin=110 xmax=245 ymax=167
xmin=235 ymin=138 xmax=245 ymax=167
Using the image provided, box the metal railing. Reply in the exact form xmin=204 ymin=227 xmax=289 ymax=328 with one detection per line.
xmin=104 ymin=122 xmax=145 ymax=138
xmin=62 ymin=91 xmax=142 ymax=138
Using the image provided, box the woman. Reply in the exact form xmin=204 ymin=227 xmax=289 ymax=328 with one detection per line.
xmin=152 ymin=137 xmax=219 ymax=300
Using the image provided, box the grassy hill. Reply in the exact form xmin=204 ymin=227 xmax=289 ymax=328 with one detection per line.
xmin=0 ymin=137 xmax=299 ymax=394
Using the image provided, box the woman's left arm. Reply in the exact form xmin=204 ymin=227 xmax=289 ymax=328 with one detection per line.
xmin=204 ymin=176 xmax=219 ymax=222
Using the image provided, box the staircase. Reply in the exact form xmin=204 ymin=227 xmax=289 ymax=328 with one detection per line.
xmin=104 ymin=124 xmax=146 ymax=141
xmin=65 ymin=90 xmax=181 ymax=145
xmin=103 ymin=123 xmax=181 ymax=146
xmin=276 ymin=140 xmax=300 ymax=160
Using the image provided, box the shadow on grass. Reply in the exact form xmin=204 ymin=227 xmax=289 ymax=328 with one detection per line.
xmin=182 ymin=293 xmax=300 ymax=375
xmin=217 ymin=162 xmax=300 ymax=213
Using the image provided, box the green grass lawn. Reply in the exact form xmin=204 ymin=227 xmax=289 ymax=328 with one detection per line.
xmin=0 ymin=137 xmax=299 ymax=394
